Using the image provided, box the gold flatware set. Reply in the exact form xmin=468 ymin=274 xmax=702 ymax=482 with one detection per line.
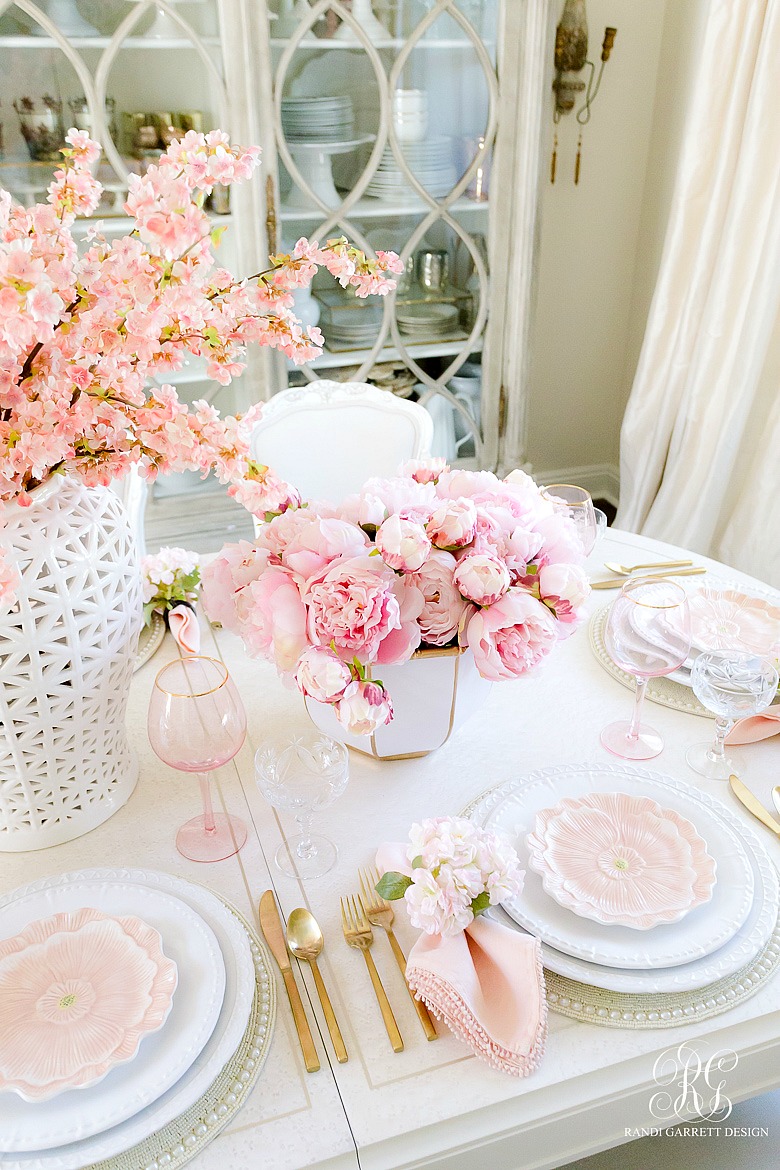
xmin=259 ymin=878 xmax=437 ymax=1072
xmin=591 ymin=564 xmax=706 ymax=590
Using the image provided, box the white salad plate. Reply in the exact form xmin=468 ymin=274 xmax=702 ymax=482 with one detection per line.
xmin=0 ymin=880 xmax=225 ymax=1153
xmin=0 ymin=869 xmax=255 ymax=1170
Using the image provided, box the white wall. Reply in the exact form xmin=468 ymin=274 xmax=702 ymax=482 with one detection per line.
xmin=525 ymin=0 xmax=669 ymax=483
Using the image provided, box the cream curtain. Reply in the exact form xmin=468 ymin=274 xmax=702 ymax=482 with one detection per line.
xmin=616 ymin=0 xmax=780 ymax=586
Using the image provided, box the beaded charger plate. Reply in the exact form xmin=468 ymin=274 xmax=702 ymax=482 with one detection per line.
xmin=87 ymin=899 xmax=276 ymax=1170
xmin=135 ymin=612 xmax=166 ymax=672
xmin=461 ymin=787 xmax=780 ymax=1029
xmin=2 ymin=899 xmax=275 ymax=1170
xmin=589 ymin=604 xmax=712 ymax=718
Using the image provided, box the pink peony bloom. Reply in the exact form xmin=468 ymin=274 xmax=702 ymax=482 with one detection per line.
xmin=283 ymin=518 xmax=367 ymax=581
xmin=201 ymin=542 xmax=270 ymax=632
xmin=426 ymin=498 xmax=478 ymax=550
xmin=453 ymin=552 xmax=510 ymax=607
xmin=538 ymin=563 xmax=590 ymax=626
xmin=241 ymin=568 xmax=308 ymax=672
xmin=409 ymin=550 xmax=471 ymax=647
xmin=375 ymin=514 xmax=431 ymax=573
xmin=305 ymin=555 xmax=401 ymax=662
xmin=531 ymin=513 xmax=585 ymax=568
xmin=466 ymin=587 xmax=558 ymax=681
xmin=336 ymin=680 xmax=393 ymax=735
xmin=295 ymin=646 xmax=353 ymax=703
xmin=373 ymin=573 xmax=424 ymax=665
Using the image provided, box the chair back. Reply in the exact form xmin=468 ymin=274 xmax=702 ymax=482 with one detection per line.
xmin=249 ymin=380 xmax=433 ymax=501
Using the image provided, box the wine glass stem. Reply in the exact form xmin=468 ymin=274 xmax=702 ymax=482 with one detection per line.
xmin=199 ymin=775 xmax=217 ymax=835
xmin=628 ymin=677 xmax=649 ymax=741
xmin=295 ymin=813 xmax=315 ymax=859
xmin=710 ymin=717 xmax=732 ymax=762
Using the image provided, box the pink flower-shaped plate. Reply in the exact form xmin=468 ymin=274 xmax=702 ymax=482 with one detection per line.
xmin=669 ymin=588 xmax=780 ymax=657
xmin=526 ymin=791 xmax=716 ymax=929
xmin=0 ymin=907 xmax=177 ymax=1101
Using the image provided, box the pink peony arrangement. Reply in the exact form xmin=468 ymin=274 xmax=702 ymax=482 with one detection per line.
xmin=0 ymin=129 xmax=402 ymax=605
xmin=201 ymin=460 xmax=591 ymax=735
xmin=376 ymin=816 xmax=524 ymax=937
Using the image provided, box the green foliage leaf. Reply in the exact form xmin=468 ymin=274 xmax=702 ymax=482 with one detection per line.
xmin=471 ymin=891 xmax=491 ymax=917
xmin=411 ymin=855 xmax=424 ymax=869
xmin=376 ymin=872 xmax=412 ymax=901
xmin=210 ymin=225 xmax=227 ymax=248
xmin=142 ymin=600 xmax=157 ymax=626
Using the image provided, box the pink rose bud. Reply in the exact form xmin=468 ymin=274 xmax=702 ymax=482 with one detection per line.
xmin=537 ymin=563 xmax=591 ymax=623
xmin=453 ymin=552 xmax=511 ymax=606
xmin=294 ymin=646 xmax=353 ymax=703
xmin=426 ymin=498 xmax=478 ymax=550
xmin=400 ymin=457 xmax=449 ymax=485
xmin=336 ymin=680 xmax=394 ymax=735
xmin=376 ymin=514 xmax=432 ymax=573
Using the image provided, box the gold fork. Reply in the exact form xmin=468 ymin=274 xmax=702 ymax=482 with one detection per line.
xmin=341 ymin=894 xmax=404 ymax=1053
xmin=360 ymin=867 xmax=437 ymax=1041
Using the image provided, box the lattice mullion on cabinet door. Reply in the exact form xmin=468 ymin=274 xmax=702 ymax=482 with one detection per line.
xmin=272 ymin=0 xmax=390 ymax=219
xmin=94 ymin=0 xmax=230 ymax=184
xmin=386 ymin=0 xmax=498 ymax=209
xmin=10 ymin=0 xmax=101 ymax=120
xmin=489 ymin=0 xmax=548 ymax=473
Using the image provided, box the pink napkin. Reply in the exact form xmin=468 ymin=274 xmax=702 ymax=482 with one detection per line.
xmin=376 ymin=844 xmax=547 ymax=1076
xmin=727 ymin=709 xmax=780 ymax=745
xmin=168 ymin=603 xmax=201 ymax=655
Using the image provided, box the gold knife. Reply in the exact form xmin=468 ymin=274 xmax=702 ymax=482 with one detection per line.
xmin=259 ymin=890 xmax=320 ymax=1073
xmin=591 ymin=567 xmax=707 ymax=590
xmin=729 ymin=774 xmax=780 ymax=838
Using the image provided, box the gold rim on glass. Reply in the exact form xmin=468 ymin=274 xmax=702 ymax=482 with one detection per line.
xmin=153 ymin=655 xmax=229 ymax=698
xmin=620 ymin=578 xmax=688 ymax=610
xmin=542 ymin=484 xmax=593 ymax=508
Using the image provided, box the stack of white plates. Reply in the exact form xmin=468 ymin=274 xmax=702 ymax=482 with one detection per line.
xmin=366 ymin=137 xmax=457 ymax=200
xmin=397 ymin=303 xmax=460 ymax=339
xmin=318 ymin=297 xmax=383 ymax=349
xmin=663 ymin=582 xmax=780 ymax=687
xmin=281 ymin=96 xmax=354 ymax=143
xmin=0 ymin=868 xmax=262 ymax=1170
xmin=472 ymin=762 xmax=778 ymax=995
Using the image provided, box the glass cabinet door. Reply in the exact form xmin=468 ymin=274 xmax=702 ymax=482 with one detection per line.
xmin=266 ymin=0 xmax=501 ymax=468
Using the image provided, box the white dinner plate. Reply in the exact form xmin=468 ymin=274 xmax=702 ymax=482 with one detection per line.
xmin=483 ymin=764 xmax=754 ymax=968
xmin=0 ymin=880 xmax=225 ymax=1153
xmin=472 ymin=765 xmax=778 ymax=993
xmin=0 ymin=870 xmax=256 ymax=1170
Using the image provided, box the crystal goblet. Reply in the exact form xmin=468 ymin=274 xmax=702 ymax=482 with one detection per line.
xmin=255 ymin=730 xmax=349 ymax=879
xmin=687 ymin=650 xmax=779 ymax=780
xmin=542 ymin=483 xmax=598 ymax=556
xmin=148 ymin=656 xmax=248 ymax=862
xmin=601 ymin=578 xmax=692 ymax=760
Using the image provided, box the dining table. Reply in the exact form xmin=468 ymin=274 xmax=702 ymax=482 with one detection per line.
xmin=3 ymin=525 xmax=779 ymax=1170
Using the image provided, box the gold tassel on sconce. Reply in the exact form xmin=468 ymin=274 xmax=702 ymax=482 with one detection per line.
xmin=550 ymin=0 xmax=616 ymax=186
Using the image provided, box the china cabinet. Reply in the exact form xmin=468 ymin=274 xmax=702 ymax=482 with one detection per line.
xmin=0 ymin=0 xmax=548 ymax=548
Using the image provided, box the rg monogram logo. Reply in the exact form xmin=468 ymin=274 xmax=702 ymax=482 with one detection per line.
xmin=649 ymin=1042 xmax=738 ymax=1123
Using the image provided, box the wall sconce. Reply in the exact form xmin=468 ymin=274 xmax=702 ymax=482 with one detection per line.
xmin=551 ymin=0 xmax=616 ymax=184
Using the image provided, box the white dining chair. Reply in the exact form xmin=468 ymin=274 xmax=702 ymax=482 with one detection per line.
xmin=249 ymin=380 xmax=433 ymax=502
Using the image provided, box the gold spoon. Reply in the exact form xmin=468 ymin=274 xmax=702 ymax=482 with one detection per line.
xmin=287 ymin=908 xmax=348 ymax=1064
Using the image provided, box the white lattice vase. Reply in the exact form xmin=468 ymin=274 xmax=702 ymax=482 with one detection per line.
xmin=0 ymin=476 xmax=142 ymax=851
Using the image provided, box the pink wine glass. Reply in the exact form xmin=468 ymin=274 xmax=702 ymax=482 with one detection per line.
xmin=148 ymin=656 xmax=248 ymax=863
xmin=601 ymin=578 xmax=692 ymax=760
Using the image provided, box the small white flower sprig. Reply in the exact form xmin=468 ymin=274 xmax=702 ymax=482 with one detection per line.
xmin=376 ymin=816 xmax=524 ymax=938
xmin=141 ymin=546 xmax=201 ymax=625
